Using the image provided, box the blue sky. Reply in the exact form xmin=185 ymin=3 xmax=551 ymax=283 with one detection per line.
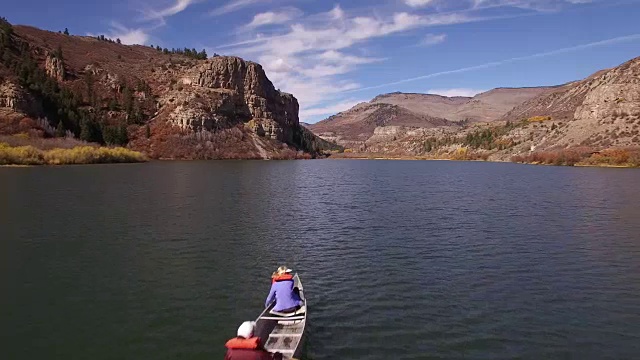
xmin=4 ymin=0 xmax=640 ymax=123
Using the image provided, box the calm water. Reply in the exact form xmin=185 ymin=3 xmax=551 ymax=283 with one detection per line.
xmin=1 ymin=160 xmax=640 ymax=360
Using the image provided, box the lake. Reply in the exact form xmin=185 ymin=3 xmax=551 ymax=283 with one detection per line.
xmin=1 ymin=160 xmax=639 ymax=359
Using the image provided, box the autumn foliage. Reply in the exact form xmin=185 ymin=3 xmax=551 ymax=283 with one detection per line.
xmin=0 ymin=142 xmax=146 ymax=165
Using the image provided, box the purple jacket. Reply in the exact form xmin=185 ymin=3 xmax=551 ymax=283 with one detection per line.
xmin=265 ymin=278 xmax=302 ymax=311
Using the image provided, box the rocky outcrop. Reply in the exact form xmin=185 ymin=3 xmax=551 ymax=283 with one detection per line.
xmin=45 ymin=54 xmax=65 ymax=81
xmin=171 ymin=56 xmax=299 ymax=143
xmin=84 ymin=64 xmax=122 ymax=92
xmin=500 ymin=56 xmax=640 ymax=149
xmin=0 ymin=79 xmax=40 ymax=114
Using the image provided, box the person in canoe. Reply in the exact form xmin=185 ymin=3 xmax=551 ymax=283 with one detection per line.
xmin=265 ymin=266 xmax=302 ymax=313
xmin=224 ymin=321 xmax=282 ymax=360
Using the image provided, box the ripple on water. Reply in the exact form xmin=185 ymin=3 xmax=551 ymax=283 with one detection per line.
xmin=2 ymin=161 xmax=640 ymax=360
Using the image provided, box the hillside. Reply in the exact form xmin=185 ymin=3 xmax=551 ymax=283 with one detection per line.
xmin=0 ymin=19 xmax=338 ymax=160
xmin=309 ymin=87 xmax=550 ymax=147
xmin=318 ymin=56 xmax=640 ymax=165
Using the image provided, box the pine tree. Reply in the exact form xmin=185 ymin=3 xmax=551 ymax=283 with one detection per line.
xmin=56 ymin=120 xmax=66 ymax=137
xmin=118 ymin=125 xmax=128 ymax=145
xmin=116 ymin=38 xmax=121 ymax=44
xmin=63 ymin=28 xmax=69 ymax=35
xmin=53 ymin=45 xmax=63 ymax=60
xmin=122 ymin=86 xmax=134 ymax=114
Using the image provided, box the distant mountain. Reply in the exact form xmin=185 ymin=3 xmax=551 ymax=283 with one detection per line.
xmin=309 ymin=87 xmax=550 ymax=146
xmin=307 ymin=56 xmax=640 ymax=163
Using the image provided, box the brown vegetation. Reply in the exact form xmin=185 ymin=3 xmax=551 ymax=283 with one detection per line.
xmin=512 ymin=147 xmax=640 ymax=167
xmin=580 ymin=148 xmax=640 ymax=167
xmin=527 ymin=116 xmax=552 ymax=122
xmin=511 ymin=147 xmax=593 ymax=166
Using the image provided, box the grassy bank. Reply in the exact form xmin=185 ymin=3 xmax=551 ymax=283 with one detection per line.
xmin=0 ymin=143 xmax=147 ymax=165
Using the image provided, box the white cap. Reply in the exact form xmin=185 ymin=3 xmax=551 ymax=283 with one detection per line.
xmin=237 ymin=321 xmax=255 ymax=338
xmin=284 ymin=268 xmax=292 ymax=273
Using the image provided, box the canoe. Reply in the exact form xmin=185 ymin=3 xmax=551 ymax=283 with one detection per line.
xmin=254 ymin=273 xmax=307 ymax=360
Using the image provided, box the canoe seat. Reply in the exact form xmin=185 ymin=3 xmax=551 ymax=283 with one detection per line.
xmin=269 ymin=305 xmax=306 ymax=317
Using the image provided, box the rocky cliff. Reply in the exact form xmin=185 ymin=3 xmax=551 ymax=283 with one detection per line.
xmin=163 ymin=57 xmax=299 ymax=144
xmin=0 ymin=18 xmax=336 ymax=159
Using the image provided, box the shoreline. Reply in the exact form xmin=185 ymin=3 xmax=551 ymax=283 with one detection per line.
xmin=325 ymin=154 xmax=640 ymax=168
xmin=2 ymin=153 xmax=638 ymax=169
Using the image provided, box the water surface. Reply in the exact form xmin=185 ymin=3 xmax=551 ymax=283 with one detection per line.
xmin=1 ymin=160 xmax=639 ymax=359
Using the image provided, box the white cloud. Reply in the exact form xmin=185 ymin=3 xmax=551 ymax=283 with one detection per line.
xmin=472 ymin=0 xmax=596 ymax=11
xmin=348 ymin=33 xmax=640 ymax=93
xmin=210 ymin=0 xmax=262 ymax=16
xmin=244 ymin=8 xmax=302 ymax=30
xmin=143 ymin=0 xmax=199 ymax=21
xmin=220 ymin=5 xmax=476 ymax=116
xmin=428 ymin=88 xmax=486 ymax=97
xmin=405 ymin=0 xmax=437 ymax=7
xmin=420 ymin=33 xmax=446 ymax=46
xmin=217 ymin=0 xmax=606 ymax=121
xmin=89 ymin=22 xmax=150 ymax=45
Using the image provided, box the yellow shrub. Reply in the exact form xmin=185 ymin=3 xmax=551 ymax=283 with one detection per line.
xmin=43 ymin=146 xmax=147 ymax=164
xmin=0 ymin=145 xmax=45 ymax=165
xmin=450 ymin=147 xmax=470 ymax=160
xmin=0 ymin=144 xmax=146 ymax=165
xmin=13 ymin=133 xmax=30 ymax=139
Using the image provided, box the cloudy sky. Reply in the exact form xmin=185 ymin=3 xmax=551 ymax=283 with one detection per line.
xmin=5 ymin=0 xmax=640 ymax=122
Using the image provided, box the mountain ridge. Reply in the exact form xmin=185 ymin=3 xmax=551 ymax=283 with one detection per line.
xmin=308 ymin=56 xmax=640 ymax=163
xmin=309 ymin=86 xmax=552 ymax=146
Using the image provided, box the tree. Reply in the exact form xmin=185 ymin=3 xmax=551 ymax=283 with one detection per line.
xmin=63 ymin=28 xmax=69 ymax=35
xmin=56 ymin=120 xmax=66 ymax=137
xmin=108 ymin=98 xmax=119 ymax=111
xmin=84 ymin=71 xmax=95 ymax=100
xmin=122 ymin=86 xmax=134 ymax=114
xmin=116 ymin=38 xmax=121 ymax=44
xmin=53 ymin=45 xmax=63 ymax=60
xmin=80 ymin=119 xmax=103 ymax=143
xmin=118 ymin=125 xmax=129 ymax=145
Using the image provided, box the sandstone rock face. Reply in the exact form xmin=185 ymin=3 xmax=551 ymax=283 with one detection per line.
xmin=167 ymin=56 xmax=299 ymax=143
xmin=574 ymin=60 xmax=640 ymax=122
xmin=45 ymin=54 xmax=65 ymax=82
xmin=0 ymin=79 xmax=40 ymax=114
